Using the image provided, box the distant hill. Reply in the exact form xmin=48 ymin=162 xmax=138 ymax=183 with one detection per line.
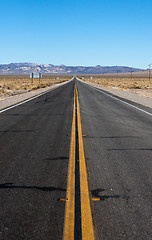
xmin=0 ymin=63 xmax=145 ymax=75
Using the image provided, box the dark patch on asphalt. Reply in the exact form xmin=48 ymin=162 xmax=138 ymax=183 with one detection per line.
xmin=91 ymin=188 xmax=130 ymax=202
xmin=45 ymin=157 xmax=68 ymax=161
xmin=108 ymin=148 xmax=152 ymax=151
xmin=0 ymin=183 xmax=66 ymax=192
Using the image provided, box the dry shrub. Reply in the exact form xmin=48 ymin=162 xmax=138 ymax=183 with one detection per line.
xmin=0 ymin=75 xmax=72 ymax=97
xmin=81 ymin=76 xmax=152 ymax=90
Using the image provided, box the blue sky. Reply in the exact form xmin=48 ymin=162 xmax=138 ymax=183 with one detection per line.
xmin=0 ymin=0 xmax=152 ymax=69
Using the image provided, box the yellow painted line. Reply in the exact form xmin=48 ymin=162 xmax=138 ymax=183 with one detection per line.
xmin=63 ymin=84 xmax=95 ymax=240
xmin=59 ymin=198 xmax=68 ymax=202
xmin=76 ymin=86 xmax=95 ymax=240
xmin=63 ymin=86 xmax=76 ymax=240
xmin=92 ymin=198 xmax=101 ymax=201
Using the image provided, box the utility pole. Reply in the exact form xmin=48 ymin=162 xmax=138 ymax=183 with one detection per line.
xmin=148 ymin=64 xmax=151 ymax=81
xmin=31 ymin=72 xmax=33 ymax=85
xmin=39 ymin=73 xmax=41 ymax=85
xmin=117 ymin=70 xmax=119 ymax=78
xmin=130 ymin=68 xmax=133 ymax=81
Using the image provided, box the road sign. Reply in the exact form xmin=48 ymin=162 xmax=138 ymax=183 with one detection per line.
xmin=30 ymin=73 xmax=42 ymax=78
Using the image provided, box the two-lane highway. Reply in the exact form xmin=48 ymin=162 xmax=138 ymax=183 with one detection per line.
xmin=0 ymin=78 xmax=152 ymax=240
xmin=76 ymin=80 xmax=152 ymax=240
xmin=0 ymin=81 xmax=74 ymax=240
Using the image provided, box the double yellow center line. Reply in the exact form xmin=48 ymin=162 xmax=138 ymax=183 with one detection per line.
xmin=63 ymin=84 xmax=95 ymax=240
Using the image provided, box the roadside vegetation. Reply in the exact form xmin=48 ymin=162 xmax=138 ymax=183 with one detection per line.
xmin=79 ymin=76 xmax=152 ymax=90
xmin=0 ymin=75 xmax=72 ymax=98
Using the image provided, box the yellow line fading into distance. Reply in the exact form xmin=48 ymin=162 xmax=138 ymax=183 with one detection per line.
xmin=63 ymin=86 xmax=76 ymax=240
xmin=63 ymin=84 xmax=95 ymax=240
xmin=76 ymin=86 xmax=95 ymax=240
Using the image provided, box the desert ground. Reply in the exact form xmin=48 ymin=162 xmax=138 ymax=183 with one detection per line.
xmin=0 ymin=74 xmax=152 ymax=103
xmin=78 ymin=75 xmax=152 ymax=99
xmin=0 ymin=75 xmax=72 ymax=100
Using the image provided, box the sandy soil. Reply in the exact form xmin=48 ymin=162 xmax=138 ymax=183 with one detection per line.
xmin=0 ymin=75 xmax=71 ymax=100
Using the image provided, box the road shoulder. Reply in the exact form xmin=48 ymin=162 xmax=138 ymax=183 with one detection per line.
xmin=0 ymin=81 xmax=70 ymax=110
xmin=79 ymin=79 xmax=152 ymax=109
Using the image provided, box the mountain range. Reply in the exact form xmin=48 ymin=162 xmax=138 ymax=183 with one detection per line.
xmin=0 ymin=63 xmax=145 ymax=75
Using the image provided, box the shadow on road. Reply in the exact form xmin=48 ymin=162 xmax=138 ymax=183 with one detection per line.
xmin=0 ymin=130 xmax=35 ymax=133
xmin=0 ymin=183 xmax=66 ymax=192
xmin=45 ymin=156 xmax=68 ymax=161
xmin=4 ymin=113 xmax=64 ymax=116
xmin=108 ymin=148 xmax=152 ymax=151
xmin=91 ymin=188 xmax=129 ymax=201
xmin=85 ymin=136 xmax=138 ymax=139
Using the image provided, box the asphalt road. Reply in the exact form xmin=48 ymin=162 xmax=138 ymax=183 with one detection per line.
xmin=0 ymin=78 xmax=152 ymax=240
xmin=0 ymin=81 xmax=74 ymax=240
xmin=76 ymin=80 xmax=152 ymax=240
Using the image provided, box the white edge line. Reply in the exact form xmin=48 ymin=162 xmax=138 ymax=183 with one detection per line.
xmin=78 ymin=79 xmax=152 ymax=117
xmin=0 ymin=79 xmax=73 ymax=114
